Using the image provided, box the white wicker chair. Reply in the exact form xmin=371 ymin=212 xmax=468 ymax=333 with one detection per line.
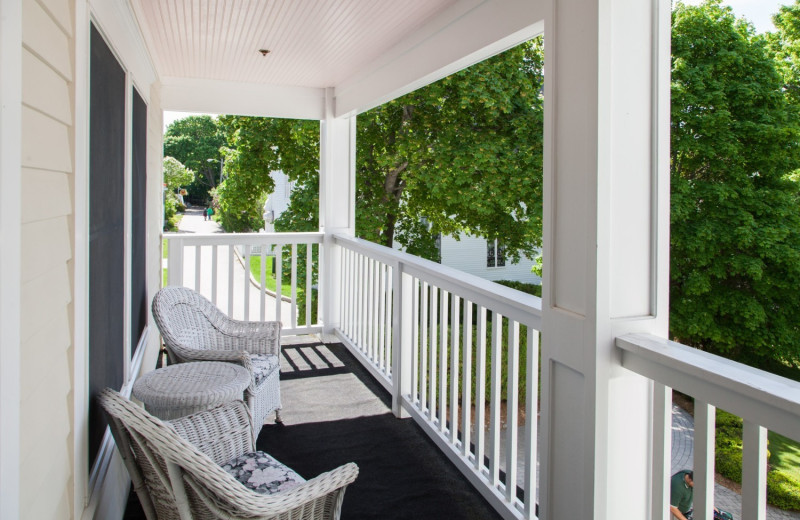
xmin=152 ymin=286 xmax=282 ymax=432
xmin=99 ymin=388 xmax=358 ymax=520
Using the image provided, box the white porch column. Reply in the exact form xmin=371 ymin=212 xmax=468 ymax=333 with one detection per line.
xmin=0 ymin=0 xmax=22 ymax=517
xmin=319 ymin=88 xmax=356 ymax=335
xmin=539 ymin=0 xmax=671 ymax=518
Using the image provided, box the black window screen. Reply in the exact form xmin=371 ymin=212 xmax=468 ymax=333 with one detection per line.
xmin=131 ymin=87 xmax=147 ymax=354
xmin=88 ymin=23 xmax=126 ymax=467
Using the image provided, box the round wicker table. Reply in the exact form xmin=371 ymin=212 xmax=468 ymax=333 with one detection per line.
xmin=133 ymin=361 xmax=251 ymax=420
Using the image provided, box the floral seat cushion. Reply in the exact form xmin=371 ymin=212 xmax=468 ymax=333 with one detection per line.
xmin=222 ymin=451 xmax=306 ymax=494
xmin=249 ymin=354 xmax=280 ymax=387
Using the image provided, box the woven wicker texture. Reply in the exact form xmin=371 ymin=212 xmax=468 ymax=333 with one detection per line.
xmin=152 ymin=286 xmax=283 ymax=434
xmin=99 ymin=389 xmax=359 ymax=520
xmin=133 ymin=362 xmax=251 ymax=420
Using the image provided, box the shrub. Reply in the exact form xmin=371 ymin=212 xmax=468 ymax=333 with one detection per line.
xmin=495 ymin=280 xmax=542 ymax=297
xmin=714 ymin=409 xmax=800 ymax=511
xmin=767 ymin=471 xmax=800 ymax=511
xmin=715 ymin=410 xmax=744 ymax=482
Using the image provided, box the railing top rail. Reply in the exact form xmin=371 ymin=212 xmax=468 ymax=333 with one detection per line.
xmin=334 ymin=234 xmax=542 ymax=328
xmin=163 ymin=231 xmax=324 ymax=246
xmin=618 ymin=333 xmax=800 ymax=440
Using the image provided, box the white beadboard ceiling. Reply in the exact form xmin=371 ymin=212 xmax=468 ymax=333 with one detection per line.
xmin=130 ymin=0 xmax=459 ymax=88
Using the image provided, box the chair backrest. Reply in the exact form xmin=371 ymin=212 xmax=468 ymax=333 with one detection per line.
xmin=152 ymin=286 xmax=229 ymax=360
xmin=99 ymin=388 xmax=254 ymax=520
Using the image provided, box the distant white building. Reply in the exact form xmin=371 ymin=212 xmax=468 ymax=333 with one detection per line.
xmin=262 ymin=170 xmax=295 ymax=233
xmin=264 ymin=171 xmax=538 ymax=284
xmin=439 ymin=233 xmax=540 ymax=284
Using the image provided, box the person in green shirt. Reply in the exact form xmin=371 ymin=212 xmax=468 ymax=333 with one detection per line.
xmin=670 ymin=470 xmax=694 ymax=520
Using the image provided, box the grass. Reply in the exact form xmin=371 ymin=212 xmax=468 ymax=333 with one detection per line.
xmin=770 ymin=431 xmax=800 ymax=482
xmin=248 ymin=255 xmax=293 ymax=298
xmin=162 ymin=238 xmax=168 ymax=286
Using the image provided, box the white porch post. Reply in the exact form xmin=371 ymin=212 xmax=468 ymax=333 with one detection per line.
xmin=0 ymin=0 xmax=22 ymax=517
xmin=319 ymin=88 xmax=356 ymax=336
xmin=539 ymin=0 xmax=671 ymax=518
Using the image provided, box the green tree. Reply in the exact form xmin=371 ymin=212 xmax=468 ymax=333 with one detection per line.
xmin=214 ymin=117 xmax=319 ymax=232
xmin=670 ymin=1 xmax=800 ymax=369
xmin=355 ymin=37 xmax=544 ymax=261
xmin=162 ymin=157 xmax=194 ymax=230
xmin=163 ymin=156 xmax=194 ymax=191
xmin=217 ymin=39 xmax=545 ymax=261
xmin=163 ymin=115 xmax=225 ymax=204
xmin=768 ymin=1 xmax=800 ymax=106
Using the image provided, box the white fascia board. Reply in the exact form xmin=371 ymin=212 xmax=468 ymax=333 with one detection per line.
xmin=334 ymin=0 xmax=545 ymax=117
xmin=160 ymin=77 xmax=326 ymax=120
xmin=89 ymin=0 xmax=157 ymax=99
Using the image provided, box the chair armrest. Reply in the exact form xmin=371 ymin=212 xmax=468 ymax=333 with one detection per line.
xmin=187 ymin=462 xmax=359 ymax=518
xmin=217 ymin=319 xmax=282 ymax=356
xmin=173 ymin=348 xmax=252 ymax=367
xmin=168 ymin=400 xmax=255 ymax=465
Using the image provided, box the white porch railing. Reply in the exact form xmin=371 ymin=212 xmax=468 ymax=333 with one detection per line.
xmin=333 ymin=234 xmax=542 ymax=520
xmin=162 ymin=231 xmax=800 ymax=520
xmin=164 ymin=232 xmax=323 ymax=336
xmin=617 ymin=334 xmax=800 ymax=520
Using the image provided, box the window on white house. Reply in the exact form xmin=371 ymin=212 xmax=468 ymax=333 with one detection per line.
xmin=487 ymin=239 xmax=506 ymax=268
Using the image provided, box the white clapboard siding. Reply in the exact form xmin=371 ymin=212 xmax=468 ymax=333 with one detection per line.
xmin=21 ymin=0 xmax=72 ymax=79
xmin=440 ymin=233 xmax=540 ymax=284
xmin=21 ymin=48 xmax=72 ymax=124
xmin=21 ymin=168 xmax=72 ymax=224
xmin=20 ymin=217 xmax=72 ymax=282
xmin=21 ymin=106 xmax=72 ymax=172
xmin=19 ymin=0 xmax=74 ymax=518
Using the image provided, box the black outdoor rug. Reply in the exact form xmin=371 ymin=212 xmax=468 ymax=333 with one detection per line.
xmin=125 ymin=341 xmax=502 ymax=520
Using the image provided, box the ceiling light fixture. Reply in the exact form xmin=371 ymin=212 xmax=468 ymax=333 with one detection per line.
xmin=259 ymin=49 xmax=270 ymax=56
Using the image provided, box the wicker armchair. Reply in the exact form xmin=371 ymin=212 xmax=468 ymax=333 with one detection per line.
xmin=99 ymin=388 xmax=358 ymax=520
xmin=152 ymin=286 xmax=282 ymax=432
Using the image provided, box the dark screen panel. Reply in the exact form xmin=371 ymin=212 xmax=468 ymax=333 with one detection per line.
xmin=131 ymin=87 xmax=147 ymax=355
xmin=88 ymin=23 xmax=126 ymax=467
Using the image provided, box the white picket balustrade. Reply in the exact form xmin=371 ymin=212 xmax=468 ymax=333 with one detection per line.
xmin=617 ymin=334 xmax=800 ymax=520
xmin=164 ymin=232 xmax=323 ymax=336
xmin=333 ymin=234 xmax=543 ymax=520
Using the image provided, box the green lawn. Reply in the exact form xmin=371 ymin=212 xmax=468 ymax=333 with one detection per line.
xmin=770 ymin=431 xmax=800 ymax=481
xmin=248 ymin=255 xmax=293 ymax=298
xmin=162 ymin=238 xmax=168 ymax=286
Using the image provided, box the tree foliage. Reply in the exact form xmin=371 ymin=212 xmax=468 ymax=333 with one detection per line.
xmin=670 ymin=1 xmax=800 ymax=368
xmin=355 ymin=38 xmax=544 ymax=261
xmin=163 ymin=115 xmax=225 ymax=203
xmin=162 ymin=156 xmax=194 ymax=190
xmin=162 ymin=157 xmax=193 ymax=230
xmin=215 ymin=39 xmax=545 ymax=261
xmin=768 ymin=1 xmax=800 ymax=106
xmin=215 ymin=117 xmax=319 ymax=232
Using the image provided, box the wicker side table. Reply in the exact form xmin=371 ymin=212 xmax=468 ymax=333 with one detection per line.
xmin=133 ymin=362 xmax=251 ymax=420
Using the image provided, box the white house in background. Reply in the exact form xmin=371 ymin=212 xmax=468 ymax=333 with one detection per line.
xmin=261 ymin=170 xmax=294 ymax=233
xmin=264 ymin=174 xmax=540 ymax=283
xmin=440 ymin=233 xmax=540 ymax=284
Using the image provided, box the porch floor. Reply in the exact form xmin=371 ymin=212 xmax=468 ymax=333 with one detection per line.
xmin=125 ymin=338 xmax=502 ymax=520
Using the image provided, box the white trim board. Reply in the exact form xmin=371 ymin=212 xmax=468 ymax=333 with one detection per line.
xmin=0 ymin=0 xmax=22 ymax=517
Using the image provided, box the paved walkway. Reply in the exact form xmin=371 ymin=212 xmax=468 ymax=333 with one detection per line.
xmin=671 ymin=404 xmax=800 ymax=519
xmin=170 ymin=207 xmax=294 ymax=328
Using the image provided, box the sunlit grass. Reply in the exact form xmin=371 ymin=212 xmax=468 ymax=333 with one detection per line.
xmin=248 ymin=255 xmax=293 ymax=298
xmin=770 ymin=431 xmax=800 ymax=482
